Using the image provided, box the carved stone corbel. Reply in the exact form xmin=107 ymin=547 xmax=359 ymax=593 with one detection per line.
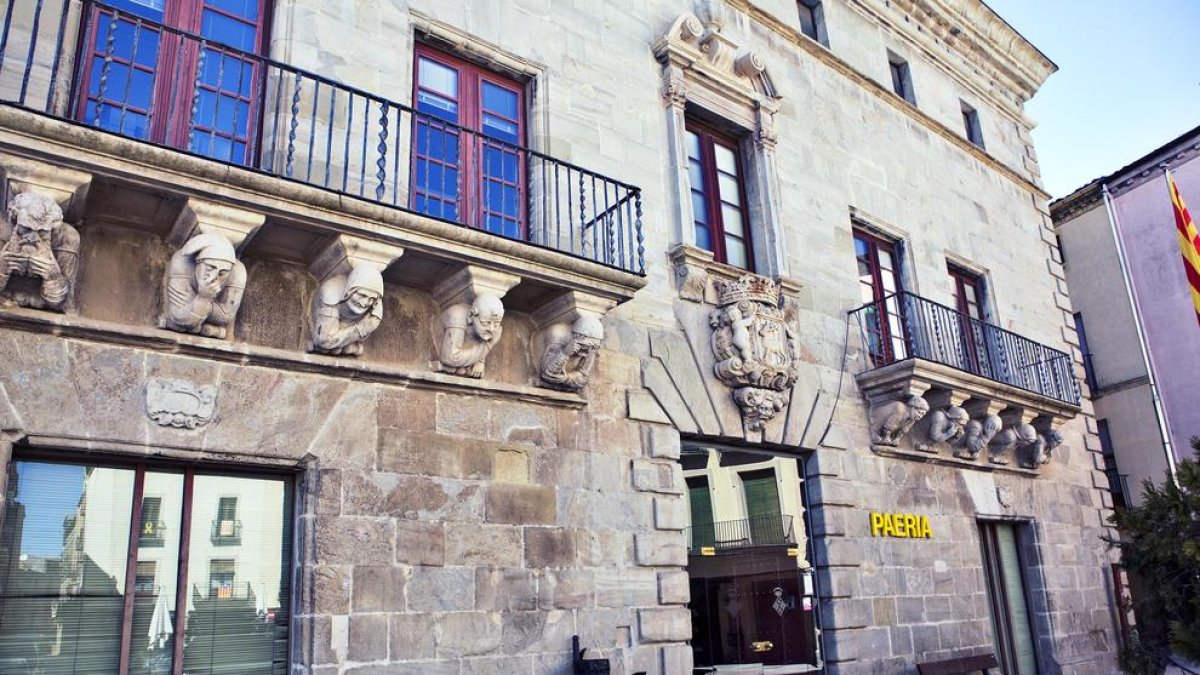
xmin=669 ymin=244 xmax=712 ymax=302
xmin=533 ymin=291 xmax=616 ymax=391
xmin=0 ymin=161 xmax=91 ymax=313
xmin=1021 ymin=414 xmax=1065 ymax=469
xmin=913 ymin=389 xmax=970 ymax=453
xmin=431 ymin=266 xmax=520 ymax=378
xmin=307 ymin=235 xmax=404 ymax=356
xmin=160 ymin=198 xmax=263 ymax=339
xmin=955 ymin=398 xmax=1004 ymax=461
xmin=988 ymin=408 xmax=1038 ymax=465
xmin=867 ymin=387 xmax=930 ymax=448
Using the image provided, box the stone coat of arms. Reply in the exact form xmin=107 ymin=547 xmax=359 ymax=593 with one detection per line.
xmin=709 ymin=275 xmax=799 ymax=431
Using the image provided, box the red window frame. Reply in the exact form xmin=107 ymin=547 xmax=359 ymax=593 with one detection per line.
xmin=949 ymin=263 xmax=987 ymax=372
xmin=854 ymin=229 xmax=904 ymax=365
xmin=73 ymin=0 xmax=272 ymax=165
xmin=411 ymin=43 xmax=527 ymax=237
xmin=686 ymin=118 xmax=755 ymax=271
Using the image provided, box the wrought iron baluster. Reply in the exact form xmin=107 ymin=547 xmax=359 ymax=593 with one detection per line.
xmin=285 ymin=69 xmax=301 ymax=177
xmin=578 ymin=170 xmax=587 ymax=257
xmin=186 ymin=41 xmax=207 ymax=150
xmin=341 ymin=93 xmax=353 ymax=192
xmin=635 ymin=191 xmax=644 ymax=274
xmin=18 ymin=0 xmax=45 ymax=105
xmin=0 ymin=0 xmax=17 ymax=82
xmin=391 ymin=106 xmax=401 ymax=207
xmin=93 ymin=10 xmax=119 ymax=126
xmin=323 ymin=86 xmax=335 ymax=187
xmin=211 ymin=45 xmax=227 ymax=153
xmin=231 ymin=51 xmax=249 ymax=163
xmin=554 ymin=162 xmax=562 ymax=252
xmin=359 ymin=96 xmax=369 ymax=197
xmin=590 ymin=174 xmax=599 ymax=261
xmin=375 ymin=99 xmax=388 ymax=201
xmin=305 ymin=80 xmax=319 ymax=181
xmin=266 ymin=58 xmax=284 ymax=172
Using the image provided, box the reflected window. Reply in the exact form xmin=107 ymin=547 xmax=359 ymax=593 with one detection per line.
xmin=411 ymin=44 xmax=526 ymax=238
xmin=0 ymin=458 xmax=292 ymax=674
xmin=679 ymin=444 xmax=819 ymax=671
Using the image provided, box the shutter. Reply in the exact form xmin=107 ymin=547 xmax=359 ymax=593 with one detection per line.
xmin=687 ymin=477 xmax=715 ymax=549
xmin=0 ymin=461 xmax=135 ymax=674
xmin=181 ymin=474 xmax=292 ymax=674
xmin=741 ymin=470 xmax=783 ymax=544
xmin=996 ymin=524 xmax=1037 ymax=675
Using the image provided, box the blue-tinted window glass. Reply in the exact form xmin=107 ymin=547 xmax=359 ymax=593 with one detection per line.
xmin=200 ymin=10 xmax=256 ymax=51
xmin=106 ymin=0 xmax=165 ymax=21
xmin=205 ymin=0 xmax=258 ymax=21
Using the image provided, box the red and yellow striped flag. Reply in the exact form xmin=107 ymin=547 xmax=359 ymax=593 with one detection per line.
xmin=1168 ymin=171 xmax=1200 ymax=328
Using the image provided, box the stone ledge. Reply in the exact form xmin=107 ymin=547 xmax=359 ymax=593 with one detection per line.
xmin=869 ymin=444 xmax=1039 ymax=477
xmin=0 ymin=307 xmax=586 ymax=408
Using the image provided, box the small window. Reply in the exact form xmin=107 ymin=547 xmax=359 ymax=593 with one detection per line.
xmin=979 ymin=521 xmax=1038 ymax=674
xmin=213 ymin=496 xmax=242 ymax=544
xmin=1097 ymin=420 xmax=1128 ymax=509
xmin=948 ymin=265 xmax=985 ymax=321
xmin=135 ymin=560 xmax=158 ymax=594
xmin=209 ymin=558 xmax=237 ymax=599
xmin=1073 ymin=312 xmax=1097 ymax=393
xmin=961 ymin=100 xmax=985 ymax=148
xmin=887 ymin=51 xmax=915 ymax=105
xmin=949 ymin=264 xmax=987 ymax=373
xmin=139 ymin=495 xmax=165 ymax=547
xmin=797 ymin=0 xmax=828 ymax=47
xmin=686 ymin=118 xmax=754 ymax=270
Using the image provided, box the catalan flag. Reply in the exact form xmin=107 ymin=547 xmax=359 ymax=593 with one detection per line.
xmin=1168 ymin=171 xmax=1200 ymax=328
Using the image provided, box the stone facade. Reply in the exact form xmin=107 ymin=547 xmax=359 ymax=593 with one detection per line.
xmin=0 ymin=0 xmax=1122 ymax=674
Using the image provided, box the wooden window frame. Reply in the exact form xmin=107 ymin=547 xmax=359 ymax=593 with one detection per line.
xmin=1 ymin=452 xmax=295 ymax=675
xmin=411 ymin=43 xmax=528 ymax=237
xmin=854 ymin=228 xmax=904 ymax=365
xmin=686 ymin=117 xmax=755 ymax=271
xmin=72 ymin=0 xmax=272 ymax=165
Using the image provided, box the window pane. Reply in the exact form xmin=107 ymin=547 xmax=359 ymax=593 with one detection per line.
xmin=695 ymin=222 xmax=712 ymax=251
xmin=685 ymin=131 xmax=701 ymax=160
xmin=725 ymin=236 xmax=748 ymax=269
xmin=200 ymin=10 xmax=257 ymax=52
xmin=130 ymin=471 xmax=184 ymax=675
xmin=0 ymin=461 xmax=135 ymax=673
xmin=417 ymin=57 xmax=458 ymax=99
xmin=713 ymin=143 xmax=738 ymax=174
xmin=721 ymin=203 xmax=745 ymax=237
xmin=717 ymin=172 xmax=741 ymax=206
xmin=691 ymin=190 xmax=709 ymax=225
xmin=181 ymin=474 xmax=291 ymax=674
xmin=481 ymin=81 xmax=518 ymax=120
xmin=206 ymin=0 xmax=259 ymax=21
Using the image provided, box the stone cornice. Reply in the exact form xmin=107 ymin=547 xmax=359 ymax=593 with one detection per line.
xmin=721 ymin=0 xmax=1050 ymax=200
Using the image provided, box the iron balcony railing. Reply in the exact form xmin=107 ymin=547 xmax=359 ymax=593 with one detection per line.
xmin=211 ymin=518 xmax=242 ymax=544
xmin=686 ymin=514 xmax=796 ymax=552
xmin=850 ymin=291 xmax=1081 ymax=406
xmin=0 ymin=0 xmax=644 ymax=274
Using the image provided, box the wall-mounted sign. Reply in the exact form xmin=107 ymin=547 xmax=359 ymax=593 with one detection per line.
xmin=870 ymin=512 xmax=932 ymax=538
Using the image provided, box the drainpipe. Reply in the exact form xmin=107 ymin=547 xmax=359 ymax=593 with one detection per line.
xmin=1100 ymin=183 xmax=1178 ymax=486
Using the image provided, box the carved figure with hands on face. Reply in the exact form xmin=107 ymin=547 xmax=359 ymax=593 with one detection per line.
xmin=0 ymin=191 xmax=80 ymax=311
xmin=870 ymin=394 xmax=929 ymax=446
xmin=437 ymin=293 xmax=505 ymax=378
xmin=540 ymin=315 xmax=604 ymax=391
xmin=160 ymin=232 xmax=246 ymax=339
xmin=310 ymin=265 xmax=384 ymax=356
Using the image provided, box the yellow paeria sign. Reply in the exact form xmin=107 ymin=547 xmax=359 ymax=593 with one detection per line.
xmin=870 ymin=512 xmax=932 ymax=539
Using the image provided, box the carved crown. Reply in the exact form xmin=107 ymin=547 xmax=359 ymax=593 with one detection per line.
xmin=716 ymin=274 xmax=778 ymax=307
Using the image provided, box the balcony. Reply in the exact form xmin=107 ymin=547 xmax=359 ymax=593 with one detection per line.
xmin=850 ymin=292 xmax=1080 ymax=470
xmin=686 ymin=514 xmax=796 ymax=553
xmin=0 ymin=0 xmax=643 ymax=274
xmin=211 ymin=518 xmax=242 ymax=545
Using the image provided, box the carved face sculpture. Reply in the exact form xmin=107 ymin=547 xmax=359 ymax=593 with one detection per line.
xmin=7 ymin=191 xmax=62 ymax=237
xmin=195 ymin=257 xmax=234 ymax=289
xmin=569 ymin=315 xmax=604 ymax=355
xmin=341 ymin=266 xmax=384 ymax=317
xmin=469 ymin=294 xmax=505 ymax=342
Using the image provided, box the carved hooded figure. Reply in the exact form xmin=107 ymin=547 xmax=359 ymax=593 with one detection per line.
xmin=0 ymin=191 xmax=80 ymax=311
xmin=160 ymin=232 xmax=246 ymax=339
xmin=436 ymin=293 xmax=505 ymax=378
xmin=309 ymin=265 xmax=384 ymax=356
xmin=540 ymin=314 xmax=605 ymax=391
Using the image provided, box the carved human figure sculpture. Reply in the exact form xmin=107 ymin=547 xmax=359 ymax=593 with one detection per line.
xmin=954 ymin=413 xmax=1002 ymax=460
xmin=1021 ymin=429 xmax=1064 ymax=469
xmin=309 ymin=265 xmax=384 ymax=356
xmin=987 ymin=422 xmax=1037 ymax=465
xmin=160 ymin=232 xmax=246 ymax=339
xmin=0 ymin=191 xmax=80 ymax=311
xmin=915 ymin=405 xmax=969 ymax=452
xmin=540 ymin=315 xmax=604 ymax=391
xmin=870 ymin=394 xmax=930 ymax=446
xmin=436 ymin=293 xmax=505 ymax=378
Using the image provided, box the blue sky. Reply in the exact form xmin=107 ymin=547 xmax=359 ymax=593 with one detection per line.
xmin=986 ymin=0 xmax=1200 ymax=198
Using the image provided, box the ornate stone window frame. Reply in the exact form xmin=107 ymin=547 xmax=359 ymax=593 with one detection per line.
xmin=653 ymin=5 xmax=788 ymax=277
